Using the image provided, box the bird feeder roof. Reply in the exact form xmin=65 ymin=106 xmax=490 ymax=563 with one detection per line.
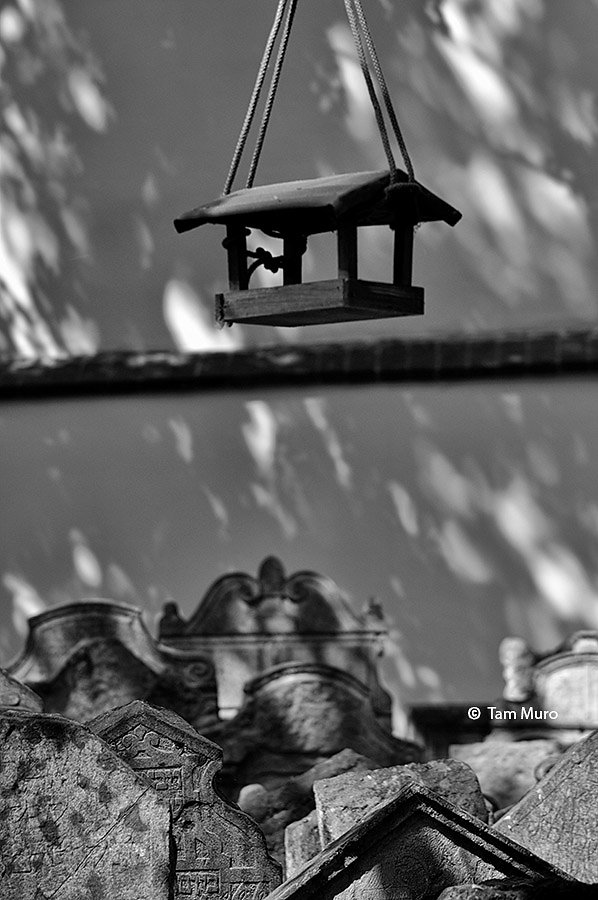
xmin=174 ymin=169 xmax=461 ymax=236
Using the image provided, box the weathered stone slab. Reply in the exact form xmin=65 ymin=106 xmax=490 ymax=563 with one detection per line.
xmin=264 ymin=784 xmax=567 ymax=900
xmin=450 ymin=740 xmax=563 ymax=810
xmin=206 ymin=663 xmax=420 ymax=796
xmin=0 ymin=667 xmax=42 ymax=712
xmin=313 ymin=758 xmax=488 ymax=847
xmin=9 ymin=601 xmax=219 ymax=728
xmin=0 ymin=709 xmax=170 ymax=899
xmin=284 ymin=810 xmax=320 ymax=878
xmin=438 ymin=877 xmax=592 ymax=898
xmin=495 ymin=728 xmax=598 ymax=882
xmin=238 ymin=748 xmax=379 ymax=872
xmin=437 ymin=886 xmax=525 ymax=899
xmin=91 ymin=700 xmax=281 ymax=899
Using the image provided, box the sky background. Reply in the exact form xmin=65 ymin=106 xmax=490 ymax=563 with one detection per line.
xmin=1 ymin=0 xmax=598 ymax=730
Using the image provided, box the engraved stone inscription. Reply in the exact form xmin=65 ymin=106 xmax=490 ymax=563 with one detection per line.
xmin=496 ymin=729 xmax=598 ymax=882
xmin=0 ymin=709 xmax=170 ymax=900
xmin=91 ymin=701 xmax=282 ymax=898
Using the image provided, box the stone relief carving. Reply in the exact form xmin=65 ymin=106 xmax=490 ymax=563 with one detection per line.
xmin=91 ymin=700 xmax=282 ymax=898
xmin=158 ymin=556 xmax=393 ymax=727
xmin=8 ymin=601 xmax=218 ymax=728
xmin=0 ymin=708 xmax=170 ymax=900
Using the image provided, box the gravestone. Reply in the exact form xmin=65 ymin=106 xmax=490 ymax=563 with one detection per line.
xmin=158 ymin=556 xmax=393 ymax=727
xmin=0 ymin=709 xmax=170 ymax=899
xmin=91 ymin=700 xmax=281 ymax=899
xmin=0 ymin=667 xmax=42 ymax=712
xmin=9 ymin=601 xmax=218 ymax=729
xmin=493 ymin=631 xmax=598 ymax=741
xmin=438 ymin=877 xmax=592 ymax=898
xmin=207 ymin=662 xmax=420 ymax=796
xmin=450 ymin=740 xmax=563 ymax=810
xmin=264 ymin=784 xmax=566 ymax=900
xmin=313 ymin=758 xmax=489 ymax=847
xmin=495 ymin=729 xmax=598 ymax=882
xmin=237 ymin=748 xmax=379 ymax=872
xmin=284 ymin=811 xmax=320 ymax=878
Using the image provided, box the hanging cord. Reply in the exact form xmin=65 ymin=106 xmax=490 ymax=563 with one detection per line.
xmin=342 ymin=0 xmax=398 ymax=180
xmin=350 ymin=0 xmax=415 ymax=181
xmin=223 ymin=0 xmax=289 ymax=195
xmin=247 ymin=0 xmax=299 ymax=189
xmin=224 ymin=0 xmax=416 ymax=193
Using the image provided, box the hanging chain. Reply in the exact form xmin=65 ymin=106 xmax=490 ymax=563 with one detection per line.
xmin=223 ymin=0 xmax=415 ymax=194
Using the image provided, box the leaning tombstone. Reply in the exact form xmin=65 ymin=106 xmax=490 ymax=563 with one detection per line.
xmin=91 ymin=699 xmax=281 ymax=899
xmin=264 ymin=783 xmax=568 ymax=900
xmin=450 ymin=740 xmax=563 ymax=810
xmin=239 ymin=748 xmax=379 ymax=872
xmin=0 ymin=709 xmax=171 ymax=900
xmin=313 ymin=758 xmax=489 ymax=848
xmin=495 ymin=728 xmax=598 ymax=882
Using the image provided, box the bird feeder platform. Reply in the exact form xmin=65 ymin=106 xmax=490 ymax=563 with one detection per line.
xmin=174 ymin=169 xmax=461 ymax=327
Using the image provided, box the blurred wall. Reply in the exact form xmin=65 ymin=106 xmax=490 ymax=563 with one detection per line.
xmin=1 ymin=0 xmax=597 ymax=352
xmin=1 ymin=0 xmax=598 ymax=723
xmin=3 ymin=377 xmax=598 ymax=727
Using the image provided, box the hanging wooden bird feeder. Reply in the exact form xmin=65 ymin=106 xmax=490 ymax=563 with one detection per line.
xmin=174 ymin=0 xmax=461 ymax=327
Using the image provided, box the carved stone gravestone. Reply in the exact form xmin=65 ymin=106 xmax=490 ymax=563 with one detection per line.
xmin=450 ymin=740 xmax=563 ymax=810
xmin=207 ymin=662 xmax=420 ymax=796
xmin=91 ymin=700 xmax=281 ymax=899
xmin=0 ymin=709 xmax=171 ymax=899
xmin=264 ymin=784 xmax=567 ymax=900
xmin=493 ymin=632 xmax=598 ymax=741
xmin=9 ymin=601 xmax=219 ymax=729
xmin=158 ymin=555 xmax=394 ymax=728
xmin=495 ymin=728 xmax=598 ymax=882
xmin=312 ymin=758 xmax=489 ymax=848
xmin=0 ymin=667 xmax=42 ymax=712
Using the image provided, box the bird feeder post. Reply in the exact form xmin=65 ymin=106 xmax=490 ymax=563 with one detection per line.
xmin=282 ymin=233 xmax=305 ymax=285
xmin=392 ymin=223 xmax=414 ymax=288
xmin=225 ymin=225 xmax=249 ymax=291
xmin=337 ymin=225 xmax=358 ymax=281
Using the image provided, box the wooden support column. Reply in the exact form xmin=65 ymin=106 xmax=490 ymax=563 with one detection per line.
xmin=392 ymin=225 xmax=414 ymax=287
xmin=337 ymin=225 xmax=358 ymax=280
xmin=283 ymin=234 xmax=305 ymax=285
xmin=226 ymin=225 xmax=249 ymax=291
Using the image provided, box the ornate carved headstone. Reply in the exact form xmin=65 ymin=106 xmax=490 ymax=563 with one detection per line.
xmin=493 ymin=631 xmax=598 ymax=741
xmin=0 ymin=667 xmax=42 ymax=712
xmin=9 ymin=601 xmax=218 ymax=729
xmin=264 ymin=784 xmax=567 ymax=900
xmin=91 ymin=700 xmax=281 ymax=899
xmin=450 ymin=740 xmax=563 ymax=810
xmin=206 ymin=662 xmax=419 ymax=796
xmin=0 ymin=709 xmax=171 ymax=899
xmin=495 ymin=729 xmax=598 ymax=882
xmin=158 ymin=556 xmax=393 ymax=727
xmin=312 ymin=758 xmax=489 ymax=847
